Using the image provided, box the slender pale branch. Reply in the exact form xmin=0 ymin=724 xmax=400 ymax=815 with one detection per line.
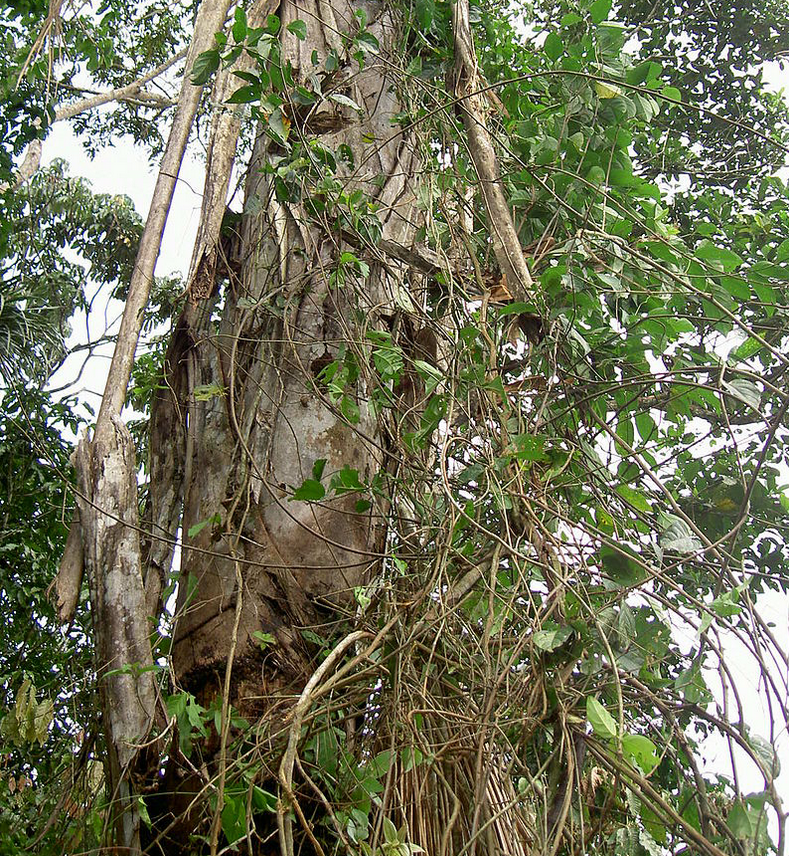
xmin=54 ymin=49 xmax=186 ymax=121
xmin=95 ymin=0 xmax=234 ymax=434
xmin=451 ymin=0 xmax=534 ymax=305
xmin=2 ymin=51 xmax=186 ymax=193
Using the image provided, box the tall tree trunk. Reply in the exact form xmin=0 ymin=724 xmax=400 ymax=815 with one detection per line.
xmin=172 ymin=0 xmax=416 ymax=691
xmin=149 ymin=0 xmax=421 ymax=844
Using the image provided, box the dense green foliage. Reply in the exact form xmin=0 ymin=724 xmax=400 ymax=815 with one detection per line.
xmin=0 ymin=388 xmax=96 ymax=854
xmin=0 ymin=160 xmax=143 ymax=382
xmin=0 ymin=0 xmax=788 ymax=853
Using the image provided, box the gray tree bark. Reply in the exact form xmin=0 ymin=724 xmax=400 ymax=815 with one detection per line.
xmin=158 ymin=0 xmax=420 ymax=738
xmin=74 ymin=417 xmax=158 ymax=853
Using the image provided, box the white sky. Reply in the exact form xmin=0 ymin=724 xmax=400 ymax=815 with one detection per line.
xmin=45 ymin=121 xmax=204 ymax=407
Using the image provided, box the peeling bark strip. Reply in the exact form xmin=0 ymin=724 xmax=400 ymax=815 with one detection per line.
xmin=451 ymin=0 xmax=534 ymax=303
xmin=187 ymin=0 xmax=277 ymax=300
xmin=51 ymin=504 xmax=82 ymax=622
xmin=74 ymin=417 xmax=157 ymax=854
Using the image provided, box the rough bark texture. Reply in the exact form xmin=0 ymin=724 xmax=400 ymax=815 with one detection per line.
xmin=74 ymin=417 xmax=157 ymax=853
xmin=161 ymin=0 xmax=419 ymax=723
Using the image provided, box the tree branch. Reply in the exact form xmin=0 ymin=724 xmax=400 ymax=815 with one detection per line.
xmin=2 ymin=50 xmax=185 ymax=192
xmin=54 ymin=49 xmax=185 ymax=122
xmin=51 ymin=3 xmax=235 ymax=852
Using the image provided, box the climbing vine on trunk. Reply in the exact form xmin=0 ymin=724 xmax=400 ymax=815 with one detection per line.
xmin=7 ymin=0 xmax=787 ymax=853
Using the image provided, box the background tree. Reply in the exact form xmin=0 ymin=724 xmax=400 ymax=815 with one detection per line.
xmin=1 ymin=0 xmax=789 ymax=854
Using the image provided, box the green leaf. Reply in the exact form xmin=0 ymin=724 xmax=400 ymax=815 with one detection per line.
xmin=329 ymin=93 xmax=363 ymax=113
xmin=626 ymin=60 xmax=662 ymax=86
xmin=776 ymin=238 xmax=789 ymax=262
xmin=720 ymin=276 xmax=750 ymax=300
xmin=232 ymin=7 xmax=247 ymax=42
xmin=252 ymin=631 xmax=276 ymax=649
xmin=341 ymin=395 xmax=360 ymax=424
xmin=312 ymin=458 xmax=327 ymax=480
xmin=587 ymin=165 xmax=606 ymax=184
xmin=595 ymin=80 xmax=622 ymax=99
xmin=187 ymin=513 xmax=221 ymax=538
xmin=252 ymin=786 xmax=278 ymax=812
xmin=138 ymin=796 xmax=152 ymax=829
xmin=368 ymin=749 xmax=393 ymax=778
xmin=740 ymin=727 xmax=781 ymax=780
xmin=226 ymin=84 xmax=261 ymax=104
xmin=589 ymin=0 xmax=611 ymax=23
xmin=355 ymin=31 xmax=380 ymax=54
xmin=617 ymin=603 xmax=636 ymax=649
xmin=532 ymin=625 xmax=572 ymax=651
xmin=383 ymin=817 xmax=399 ymax=845
xmin=622 ymin=733 xmax=659 ymax=773
xmin=414 ymin=359 xmax=442 ymax=395
xmin=587 ymin=696 xmax=618 ymax=740
xmin=329 ymin=465 xmax=366 ymax=494
xmin=400 ymin=746 xmax=424 ymax=772
xmin=0 ymin=680 xmax=54 ymax=746
xmin=266 ymin=108 xmax=290 ymax=145
xmin=497 ymin=301 xmax=540 ymax=317
xmin=657 ymin=513 xmax=702 ymax=554
xmin=727 ymin=801 xmax=753 ymax=838
xmin=723 ymin=378 xmax=761 ymax=412
xmin=639 ymin=828 xmax=663 ymax=856
xmin=291 ymin=479 xmax=326 ymax=501
xmin=599 ymin=543 xmax=644 ymax=584
xmin=695 ymin=240 xmax=742 ymax=272
xmin=354 ymin=585 xmax=371 ymax=609
xmin=710 ymin=583 xmax=746 ymax=618
xmin=190 ymin=49 xmax=220 ymax=85
xmin=544 ymin=32 xmax=564 ymax=61
xmin=661 ymin=85 xmax=681 ymax=105
xmin=635 ymin=411 xmax=656 ymax=442
xmin=186 ymin=696 xmax=207 ymax=733
xmin=415 ymin=0 xmax=435 ymax=28
xmin=221 ymin=792 xmax=247 ymax=844
xmin=512 ymin=433 xmax=547 ymax=461
xmin=616 ymin=484 xmax=652 ymax=514
xmin=286 ymin=19 xmax=307 ymax=39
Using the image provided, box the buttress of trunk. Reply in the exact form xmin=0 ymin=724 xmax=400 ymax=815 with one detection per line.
xmin=165 ymin=0 xmax=420 ymax=710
